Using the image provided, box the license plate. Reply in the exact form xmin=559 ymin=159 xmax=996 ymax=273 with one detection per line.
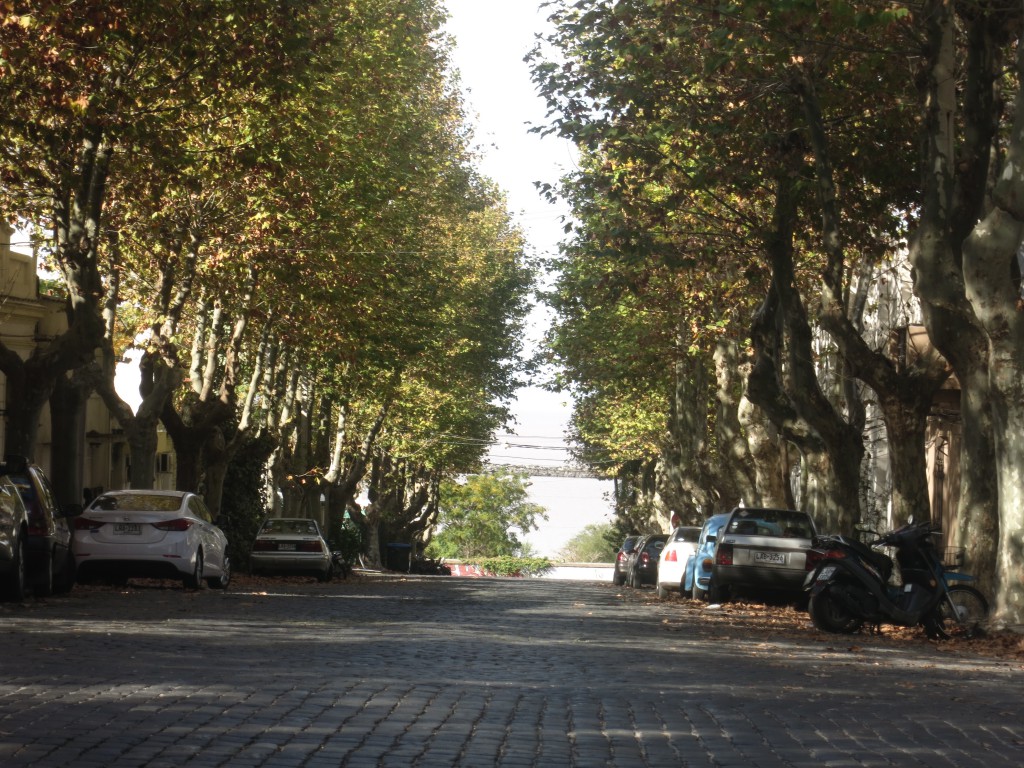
xmin=278 ymin=543 xmax=296 ymax=551
xmin=817 ymin=565 xmax=837 ymax=580
xmin=114 ymin=523 xmax=142 ymax=535
xmin=753 ymin=551 xmax=786 ymax=565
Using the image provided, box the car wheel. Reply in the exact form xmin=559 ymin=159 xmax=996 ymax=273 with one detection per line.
xmin=656 ymin=582 xmax=669 ymax=599
xmin=53 ymin=546 xmax=76 ymax=594
xmin=612 ymin=570 xmax=625 ymax=587
xmin=207 ymin=555 xmax=230 ymax=590
xmin=2 ymin=536 xmax=27 ymax=602
xmin=33 ymin=548 xmax=55 ymax=598
xmin=692 ymin=583 xmax=708 ymax=602
xmin=707 ymin=578 xmax=727 ymax=604
xmin=184 ymin=549 xmax=205 ymax=590
xmin=317 ymin=562 xmax=333 ymax=583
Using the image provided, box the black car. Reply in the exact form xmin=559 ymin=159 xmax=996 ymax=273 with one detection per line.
xmin=0 ymin=456 xmax=82 ymax=596
xmin=625 ymin=533 xmax=668 ymax=588
xmin=0 ymin=474 xmax=30 ymax=601
xmin=612 ymin=535 xmax=639 ymax=586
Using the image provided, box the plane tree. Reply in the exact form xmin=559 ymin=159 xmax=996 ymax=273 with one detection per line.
xmin=0 ymin=0 xmax=309 ymax=469
xmin=531 ymin=0 xmax=951 ymax=535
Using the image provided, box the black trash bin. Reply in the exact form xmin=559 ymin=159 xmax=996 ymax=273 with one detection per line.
xmin=385 ymin=542 xmax=411 ymax=572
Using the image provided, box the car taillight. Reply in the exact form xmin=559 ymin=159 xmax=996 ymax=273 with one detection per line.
xmin=640 ymin=552 xmax=650 ymax=565
xmin=252 ymin=539 xmax=276 ymax=551
xmin=74 ymin=517 xmax=104 ymax=530
xmin=152 ymin=518 xmax=194 ymax=532
xmin=664 ymin=550 xmax=677 ymax=562
xmin=715 ymin=543 xmax=733 ymax=566
xmin=297 ymin=541 xmax=324 ymax=553
xmin=617 ymin=552 xmax=627 ymax=563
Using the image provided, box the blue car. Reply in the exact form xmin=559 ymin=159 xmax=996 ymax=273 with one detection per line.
xmin=683 ymin=513 xmax=731 ymax=601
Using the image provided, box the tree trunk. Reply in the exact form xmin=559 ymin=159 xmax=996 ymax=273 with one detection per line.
xmin=48 ymin=372 xmax=87 ymax=506
xmin=962 ymin=146 xmax=1024 ymax=625
xmin=738 ymin=396 xmax=791 ymax=509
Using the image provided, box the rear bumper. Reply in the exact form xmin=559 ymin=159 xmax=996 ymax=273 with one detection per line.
xmin=250 ymin=553 xmax=331 ymax=575
xmin=77 ymin=558 xmax=189 ymax=581
xmin=712 ymin=564 xmax=807 ymax=592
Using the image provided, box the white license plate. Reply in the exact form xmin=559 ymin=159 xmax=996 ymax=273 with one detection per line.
xmin=753 ymin=551 xmax=786 ymax=565
xmin=114 ymin=523 xmax=142 ymax=535
xmin=817 ymin=565 xmax=837 ymax=580
xmin=278 ymin=543 xmax=296 ymax=551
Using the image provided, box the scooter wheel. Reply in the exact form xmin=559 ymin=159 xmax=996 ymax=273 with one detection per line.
xmin=809 ymin=585 xmax=864 ymax=634
xmin=925 ymin=584 xmax=989 ymax=640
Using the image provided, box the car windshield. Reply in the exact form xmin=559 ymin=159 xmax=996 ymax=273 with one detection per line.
xmin=261 ymin=519 xmax=319 ymax=535
xmin=727 ymin=510 xmax=813 ymax=538
xmin=93 ymin=494 xmax=183 ymax=512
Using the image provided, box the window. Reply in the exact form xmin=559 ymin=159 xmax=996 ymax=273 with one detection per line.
xmin=156 ymin=453 xmax=172 ymax=474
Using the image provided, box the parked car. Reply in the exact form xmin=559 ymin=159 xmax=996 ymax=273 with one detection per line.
xmin=73 ymin=490 xmax=230 ymax=589
xmin=709 ymin=507 xmax=816 ymax=603
xmin=0 ymin=475 xmax=30 ymax=601
xmin=625 ymin=533 xmax=668 ymax=588
xmin=612 ymin=535 xmax=639 ymax=586
xmin=684 ymin=512 xmax=731 ymax=601
xmin=0 ymin=455 xmax=81 ymax=597
xmin=656 ymin=525 xmax=701 ymax=598
xmin=250 ymin=517 xmax=334 ymax=581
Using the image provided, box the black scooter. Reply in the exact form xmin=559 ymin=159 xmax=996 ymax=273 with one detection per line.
xmin=804 ymin=520 xmax=988 ymax=639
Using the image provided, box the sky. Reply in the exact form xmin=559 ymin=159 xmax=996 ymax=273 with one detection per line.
xmin=443 ymin=2 xmax=616 ymax=557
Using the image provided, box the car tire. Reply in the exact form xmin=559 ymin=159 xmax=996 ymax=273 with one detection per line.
xmin=707 ymin=578 xmax=727 ymax=604
xmin=2 ymin=536 xmax=27 ymax=602
xmin=53 ymin=547 xmax=76 ymax=594
xmin=33 ymin=548 xmax=55 ymax=598
xmin=612 ymin=571 xmax=625 ymax=587
xmin=207 ymin=555 xmax=230 ymax=590
xmin=656 ymin=582 xmax=669 ymax=599
xmin=692 ymin=583 xmax=708 ymax=601
xmin=184 ymin=549 xmax=205 ymax=590
xmin=317 ymin=563 xmax=333 ymax=583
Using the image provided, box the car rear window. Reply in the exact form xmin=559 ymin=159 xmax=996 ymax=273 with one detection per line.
xmin=92 ymin=494 xmax=183 ymax=512
xmin=261 ymin=519 xmax=319 ymax=535
xmin=726 ymin=509 xmax=814 ymax=538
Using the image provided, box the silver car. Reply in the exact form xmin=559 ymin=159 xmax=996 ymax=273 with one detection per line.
xmin=250 ymin=518 xmax=333 ymax=581
xmin=709 ymin=507 xmax=816 ymax=603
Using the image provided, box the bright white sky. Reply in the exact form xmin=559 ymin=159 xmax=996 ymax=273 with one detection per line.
xmin=444 ymin=2 xmax=615 ymax=557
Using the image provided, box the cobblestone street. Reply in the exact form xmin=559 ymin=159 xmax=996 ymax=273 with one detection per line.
xmin=1 ymin=574 xmax=1021 ymax=767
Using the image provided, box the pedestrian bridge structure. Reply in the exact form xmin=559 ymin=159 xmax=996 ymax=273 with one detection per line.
xmin=479 ymin=463 xmax=602 ymax=479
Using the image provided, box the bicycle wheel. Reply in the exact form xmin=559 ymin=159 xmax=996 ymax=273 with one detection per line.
xmin=927 ymin=585 xmax=989 ymax=640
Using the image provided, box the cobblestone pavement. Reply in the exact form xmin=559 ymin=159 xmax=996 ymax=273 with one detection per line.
xmin=0 ymin=574 xmax=1022 ymax=767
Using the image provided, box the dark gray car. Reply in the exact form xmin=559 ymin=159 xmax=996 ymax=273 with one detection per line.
xmin=0 ymin=475 xmax=30 ymax=601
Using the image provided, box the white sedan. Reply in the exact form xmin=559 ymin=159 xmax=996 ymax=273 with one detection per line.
xmin=657 ymin=525 xmax=701 ymax=598
xmin=249 ymin=517 xmax=334 ymax=581
xmin=73 ymin=490 xmax=230 ymax=589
